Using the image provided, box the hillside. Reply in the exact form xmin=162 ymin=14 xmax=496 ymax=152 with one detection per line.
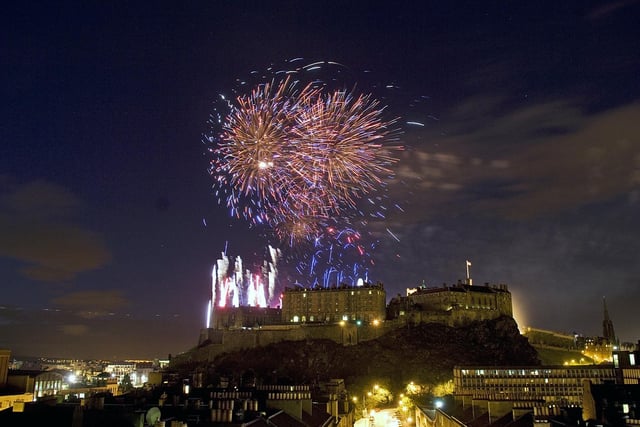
xmin=173 ymin=316 xmax=539 ymax=390
xmin=533 ymin=345 xmax=595 ymax=365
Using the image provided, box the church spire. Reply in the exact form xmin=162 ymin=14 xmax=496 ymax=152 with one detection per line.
xmin=602 ymin=297 xmax=616 ymax=344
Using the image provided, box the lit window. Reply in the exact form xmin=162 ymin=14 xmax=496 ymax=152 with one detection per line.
xmin=630 ymin=354 xmax=636 ymax=366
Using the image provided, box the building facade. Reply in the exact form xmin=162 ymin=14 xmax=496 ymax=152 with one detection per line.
xmin=281 ymin=282 xmax=386 ymax=324
xmin=0 ymin=349 xmax=9 ymax=387
xmin=453 ymin=361 xmax=640 ymax=406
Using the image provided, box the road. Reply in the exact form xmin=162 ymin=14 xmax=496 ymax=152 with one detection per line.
xmin=354 ymin=408 xmax=401 ymax=427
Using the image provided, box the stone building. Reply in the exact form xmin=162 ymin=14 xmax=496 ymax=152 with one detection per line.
xmin=387 ymin=282 xmax=512 ymax=327
xmin=281 ymin=282 xmax=386 ymax=324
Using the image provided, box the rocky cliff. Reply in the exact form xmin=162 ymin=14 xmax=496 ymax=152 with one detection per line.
xmin=174 ymin=316 xmax=539 ymax=389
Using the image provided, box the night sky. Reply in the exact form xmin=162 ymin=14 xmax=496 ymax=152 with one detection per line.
xmin=2 ymin=2 xmax=639 ymax=360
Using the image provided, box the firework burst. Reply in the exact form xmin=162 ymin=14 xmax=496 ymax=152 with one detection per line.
xmin=209 ymin=70 xmax=401 ymax=244
xmin=290 ymin=89 xmax=398 ymax=214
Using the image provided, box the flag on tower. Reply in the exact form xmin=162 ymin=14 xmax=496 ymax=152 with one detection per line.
xmin=466 ymin=260 xmax=472 ymax=267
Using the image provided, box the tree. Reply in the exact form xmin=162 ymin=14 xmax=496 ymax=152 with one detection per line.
xmin=119 ymin=374 xmax=134 ymax=394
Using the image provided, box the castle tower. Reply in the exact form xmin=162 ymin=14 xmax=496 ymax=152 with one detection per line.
xmin=602 ymin=297 xmax=617 ymax=344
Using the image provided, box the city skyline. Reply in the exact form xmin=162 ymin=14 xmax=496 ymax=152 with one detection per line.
xmin=2 ymin=2 xmax=639 ymax=359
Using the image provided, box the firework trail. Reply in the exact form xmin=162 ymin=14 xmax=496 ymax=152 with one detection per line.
xmin=206 ymin=245 xmax=281 ymax=318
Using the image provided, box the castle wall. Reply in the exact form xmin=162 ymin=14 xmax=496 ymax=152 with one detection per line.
xmin=197 ymin=321 xmax=391 ymax=361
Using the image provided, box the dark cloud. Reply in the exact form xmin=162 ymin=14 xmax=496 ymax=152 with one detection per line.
xmin=493 ymin=103 xmax=640 ymax=218
xmin=51 ymin=290 xmax=130 ymax=318
xmin=587 ymin=0 xmax=640 ymax=20
xmin=59 ymin=324 xmax=90 ymax=336
xmin=394 ymin=101 xmax=640 ymax=221
xmin=0 ymin=305 xmax=197 ymax=359
xmin=0 ymin=179 xmax=111 ymax=282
